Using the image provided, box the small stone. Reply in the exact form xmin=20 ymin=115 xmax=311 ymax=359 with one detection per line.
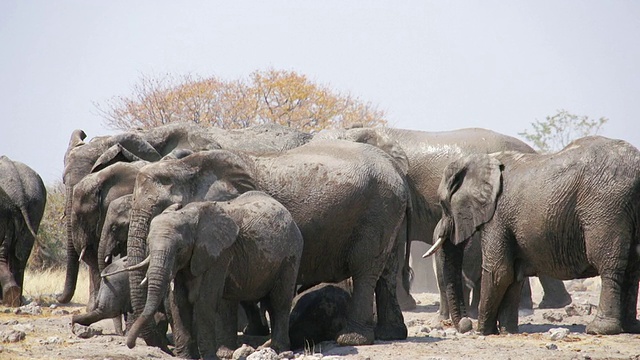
xmin=429 ymin=329 xmax=446 ymax=338
xmin=478 ymin=336 xmax=486 ymax=340
xmin=545 ymin=343 xmax=558 ymax=350
xmin=14 ymin=303 xmax=42 ymax=316
xmin=72 ymin=323 xmax=103 ymax=339
xmin=52 ymin=309 xmax=69 ymax=316
xmin=444 ymin=328 xmax=458 ymax=337
xmin=405 ymin=319 xmax=417 ymax=327
xmin=49 ymin=304 xmax=58 ymax=309
xmin=232 ymin=343 xmax=256 ymax=360
xmin=547 ymin=327 xmax=570 ymax=340
xmin=0 ymin=330 xmax=26 ymax=343
xmin=420 ymin=326 xmax=431 ymax=333
xmin=565 ymin=304 xmax=595 ymax=317
xmin=278 ymin=351 xmax=294 ymax=359
xmin=2 ymin=320 xmax=18 ymax=326
xmin=542 ymin=311 xmax=564 ymax=322
xmin=12 ymin=323 xmax=35 ymax=333
xmin=247 ymin=348 xmax=279 ymax=360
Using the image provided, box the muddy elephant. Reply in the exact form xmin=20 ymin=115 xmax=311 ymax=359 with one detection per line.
xmin=71 ymin=257 xmax=132 ymax=334
xmin=426 ymin=136 xmax=640 ymax=335
xmin=314 ymin=127 xmax=571 ymax=314
xmin=119 ymin=192 xmax=303 ymax=358
xmin=59 ymin=122 xmax=310 ymax=307
xmin=125 ymin=140 xmax=410 ymax=354
xmin=0 ymin=156 xmax=46 ymax=306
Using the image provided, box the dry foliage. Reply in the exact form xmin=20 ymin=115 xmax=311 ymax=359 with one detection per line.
xmin=29 ymin=182 xmax=66 ymax=270
xmin=96 ymin=69 xmax=387 ymax=132
xmin=23 ymin=266 xmax=90 ymax=304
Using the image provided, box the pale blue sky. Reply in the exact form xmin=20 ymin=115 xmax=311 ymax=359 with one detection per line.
xmin=1 ymin=1 xmax=639 ymax=184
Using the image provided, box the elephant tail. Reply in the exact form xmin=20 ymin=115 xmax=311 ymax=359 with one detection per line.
xmin=401 ymin=204 xmax=414 ymax=293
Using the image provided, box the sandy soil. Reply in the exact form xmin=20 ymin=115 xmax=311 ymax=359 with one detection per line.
xmin=1 ymin=278 xmax=639 ymax=360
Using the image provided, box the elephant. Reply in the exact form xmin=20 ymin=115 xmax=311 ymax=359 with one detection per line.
xmin=425 ymin=136 xmax=640 ymax=335
xmin=125 ymin=139 xmax=410 ymax=354
xmin=71 ymin=257 xmax=131 ymax=335
xmin=313 ymin=127 xmax=571 ymax=314
xmin=98 ymin=194 xmax=133 ymax=274
xmin=59 ymin=122 xmax=310 ymax=306
xmin=0 ymin=156 xmax=46 ymax=306
xmin=119 ymin=192 xmax=304 ymax=358
xmin=289 ymin=283 xmax=351 ymax=350
xmin=97 ymin=193 xmax=271 ymax=338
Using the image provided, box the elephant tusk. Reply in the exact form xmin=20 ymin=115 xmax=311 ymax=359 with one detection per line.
xmin=105 ymin=255 xmax=112 ymax=264
xmin=78 ymin=247 xmax=86 ymax=263
xmin=101 ymin=255 xmax=151 ymax=278
xmin=140 ymin=277 xmax=148 ymax=287
xmin=422 ymin=237 xmax=444 ymax=258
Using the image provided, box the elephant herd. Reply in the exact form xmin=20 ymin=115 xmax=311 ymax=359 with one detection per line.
xmin=1 ymin=122 xmax=639 ymax=359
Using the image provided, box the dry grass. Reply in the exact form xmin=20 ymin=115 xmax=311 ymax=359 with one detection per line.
xmin=22 ymin=266 xmax=90 ymax=305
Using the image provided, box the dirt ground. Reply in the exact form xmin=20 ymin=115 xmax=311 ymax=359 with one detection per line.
xmin=1 ymin=278 xmax=639 ymax=360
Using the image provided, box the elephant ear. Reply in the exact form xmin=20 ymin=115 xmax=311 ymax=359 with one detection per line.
xmin=438 ymin=154 xmax=503 ymax=246
xmin=190 ymin=203 xmax=239 ymax=277
xmin=91 ymin=144 xmax=144 ymax=173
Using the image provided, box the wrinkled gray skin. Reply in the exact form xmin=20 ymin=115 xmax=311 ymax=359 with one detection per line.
xmin=289 ymin=283 xmax=352 ymax=350
xmin=314 ymin=127 xmax=571 ymax=315
xmin=98 ymin=193 xmax=271 ymax=339
xmin=69 ymin=161 xmax=148 ymax=311
xmin=126 ymin=140 xmax=410 ymax=356
xmin=98 ymin=195 xmax=133 ymax=274
xmin=60 ymin=122 xmax=310 ymax=308
xmin=0 ymin=156 xmax=46 ymax=307
xmin=434 ymin=136 xmax=640 ymax=335
xmin=72 ymin=257 xmax=131 ymax=334
xmin=125 ymin=192 xmax=303 ymax=359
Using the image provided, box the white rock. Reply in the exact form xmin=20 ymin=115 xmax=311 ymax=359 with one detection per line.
xmin=547 ymin=327 xmax=570 ymax=341
xmin=246 ymin=348 xmax=279 ymax=360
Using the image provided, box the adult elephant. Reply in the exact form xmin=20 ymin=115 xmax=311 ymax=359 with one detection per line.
xmin=67 ymin=161 xmax=148 ymax=309
xmin=58 ymin=122 xmax=311 ymax=306
xmin=314 ymin=127 xmax=571 ymax=314
xmin=0 ymin=156 xmax=46 ymax=306
xmin=125 ymin=139 xmax=410 ymax=354
xmin=426 ymin=136 xmax=640 ymax=335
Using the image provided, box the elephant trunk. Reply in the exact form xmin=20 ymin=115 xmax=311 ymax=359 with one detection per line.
xmin=126 ymin=206 xmax=169 ymax=349
xmin=97 ymin=226 xmax=112 ymax=274
xmin=58 ymin=186 xmax=78 ymax=304
xmin=126 ymin=249 xmax=174 ymax=351
xmin=441 ymin=239 xmax=471 ymax=333
xmin=72 ymin=307 xmax=106 ymax=327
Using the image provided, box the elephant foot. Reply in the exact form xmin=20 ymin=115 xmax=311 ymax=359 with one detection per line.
xmin=455 ymin=317 xmax=473 ymax=333
xmin=585 ymin=316 xmax=623 ymax=335
xmin=538 ymin=294 xmax=572 ymax=309
xmin=2 ymin=285 xmax=22 ymax=307
xmin=336 ymin=321 xmax=375 ymax=346
xmin=622 ymin=319 xmax=640 ymax=333
xmin=397 ymin=292 xmax=417 ymax=311
xmin=260 ymin=338 xmax=289 ymax=355
xmin=374 ymin=322 xmax=407 ymax=341
xmin=243 ymin=321 xmax=270 ymax=336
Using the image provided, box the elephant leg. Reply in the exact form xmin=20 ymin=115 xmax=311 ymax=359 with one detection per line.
xmin=517 ymin=277 xmax=534 ymax=317
xmin=113 ymin=316 xmax=124 ymax=336
xmin=0 ymin=226 xmax=19 ymax=307
xmin=498 ymin=279 xmax=523 ymax=334
xmin=240 ymin=301 xmax=269 ymax=336
xmin=170 ymin=275 xmax=199 ymax=359
xmin=374 ymin=245 xmax=407 ymax=341
xmin=477 ymin=263 xmax=514 ymax=335
xmin=214 ymin=299 xmax=239 ymax=359
xmin=621 ymin=271 xmax=640 ymax=333
xmin=538 ymin=275 xmax=572 ymax=309
xmin=468 ymin=278 xmax=480 ymax=319
xmin=262 ymin=262 xmax=297 ymax=354
xmin=586 ymin=271 xmax=625 ymax=335
xmin=72 ymin=308 xmax=108 ymax=326
xmin=336 ymin=272 xmax=376 ymax=346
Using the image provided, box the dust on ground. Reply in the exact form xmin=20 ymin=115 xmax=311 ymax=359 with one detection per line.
xmin=1 ymin=278 xmax=639 ymax=360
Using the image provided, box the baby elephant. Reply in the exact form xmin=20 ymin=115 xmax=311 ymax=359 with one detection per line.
xmin=71 ymin=257 xmax=131 ymax=335
xmin=289 ymin=283 xmax=351 ymax=350
xmin=123 ymin=191 xmax=303 ymax=359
